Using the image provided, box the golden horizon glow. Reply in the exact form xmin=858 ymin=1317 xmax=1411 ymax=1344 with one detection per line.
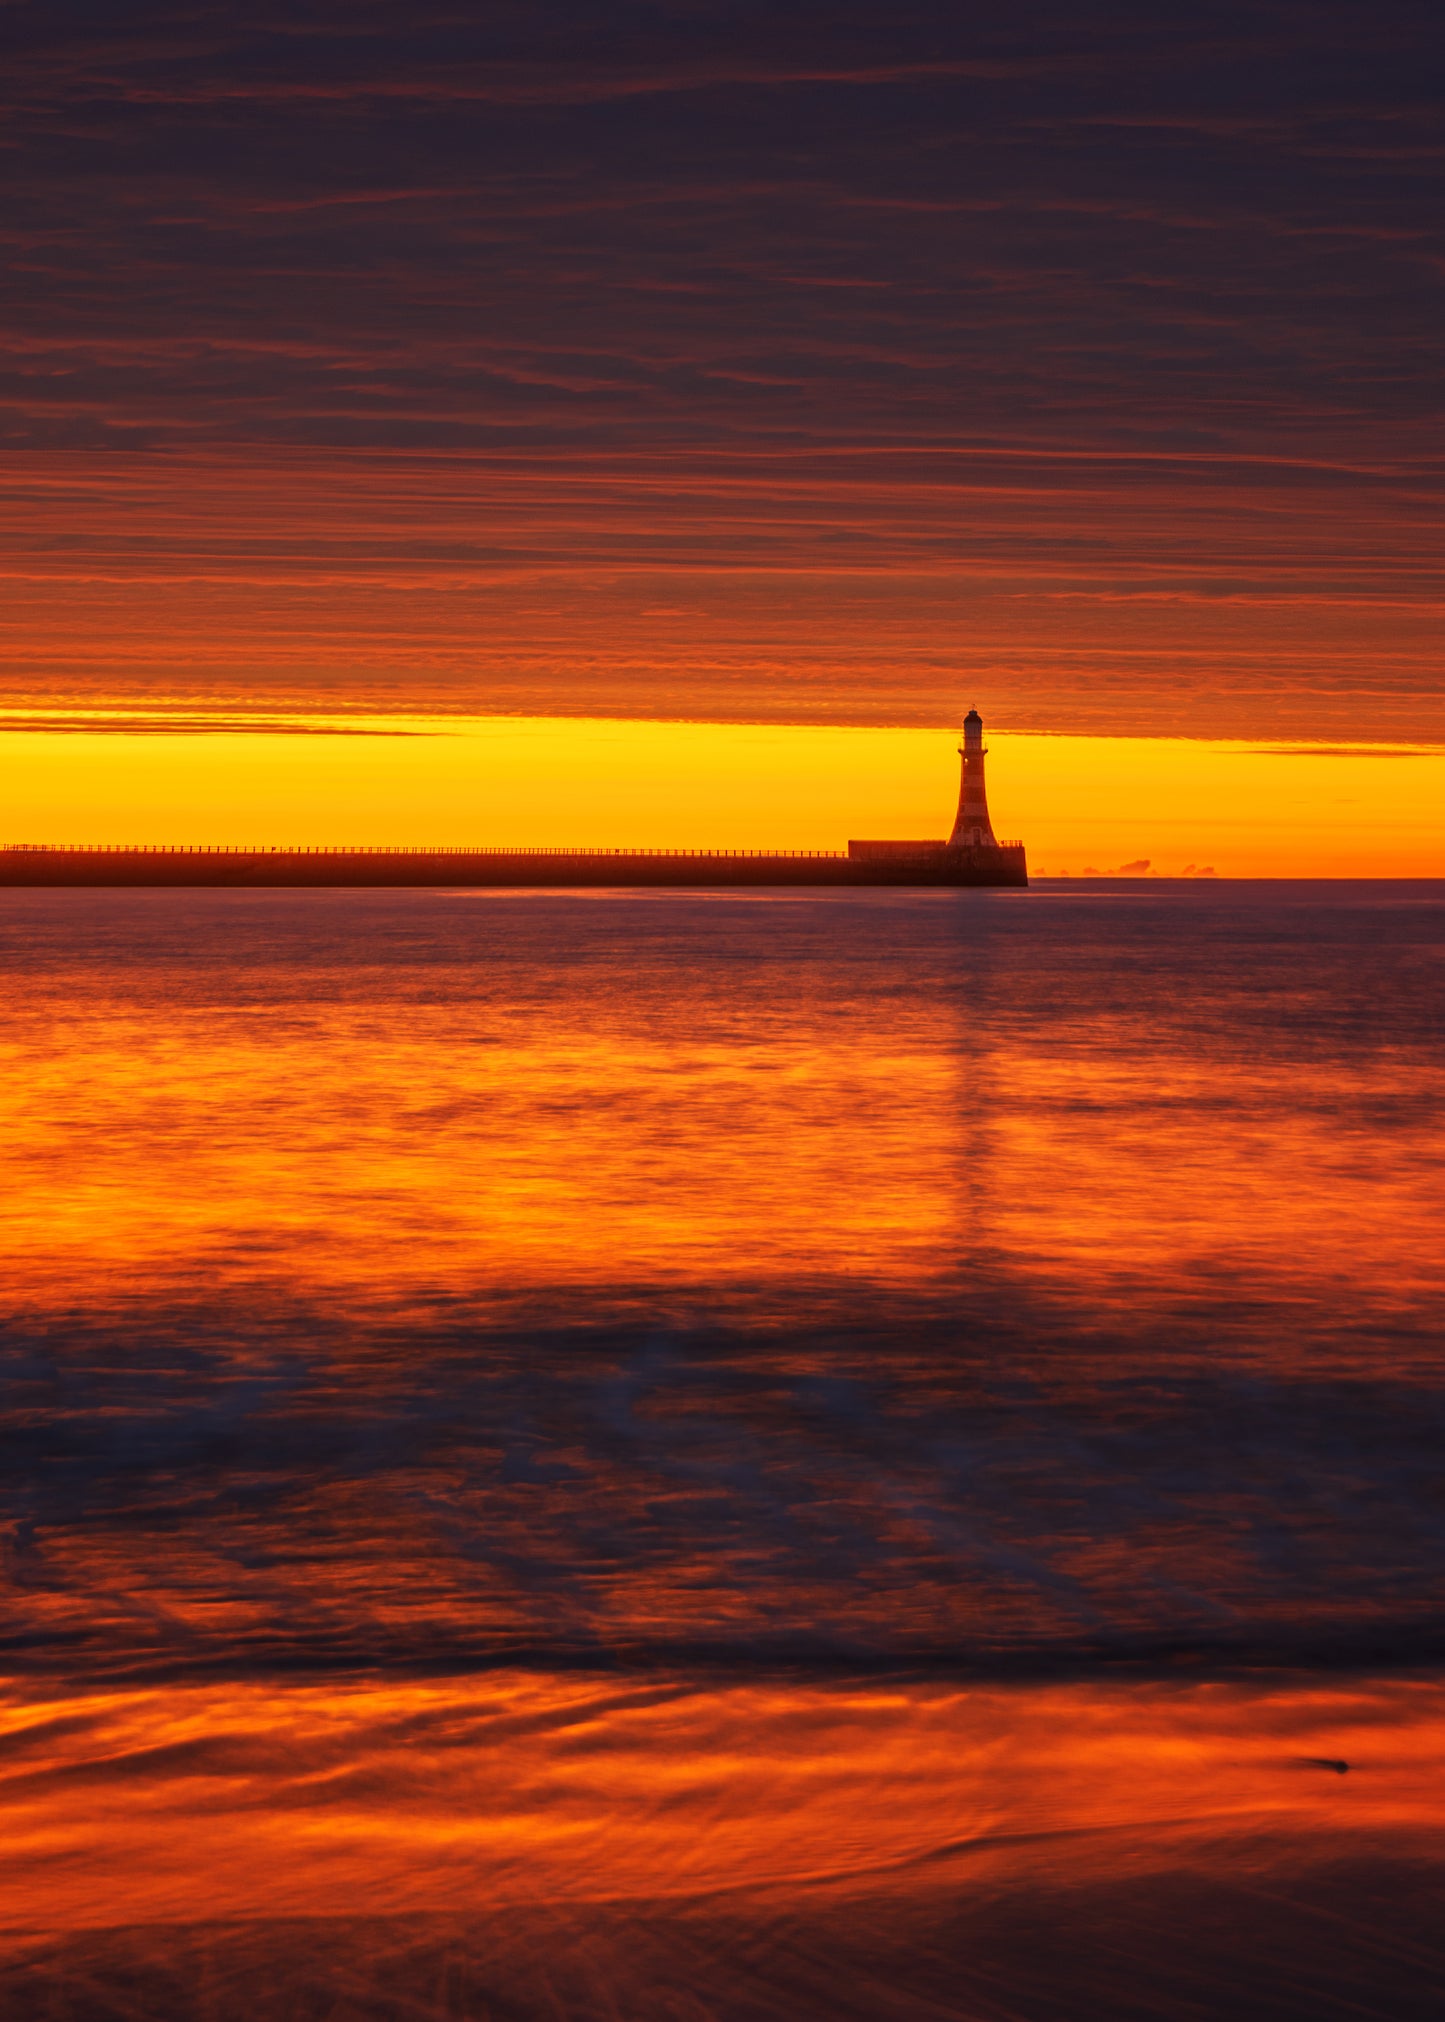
xmin=2 ymin=712 xmax=1443 ymax=877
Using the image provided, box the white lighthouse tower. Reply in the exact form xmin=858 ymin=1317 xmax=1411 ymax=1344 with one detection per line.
xmin=947 ymin=709 xmax=998 ymax=849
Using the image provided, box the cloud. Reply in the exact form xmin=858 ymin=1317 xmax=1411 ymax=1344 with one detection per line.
xmin=3 ymin=1 xmax=1442 ymax=734
xmin=1241 ymin=746 xmax=1440 ymax=758
xmin=0 ymin=714 xmax=437 ymax=736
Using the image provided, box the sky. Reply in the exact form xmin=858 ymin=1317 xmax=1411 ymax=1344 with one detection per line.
xmin=4 ymin=1 xmax=1444 ymax=858
xmin=5 ymin=713 xmax=1443 ymax=876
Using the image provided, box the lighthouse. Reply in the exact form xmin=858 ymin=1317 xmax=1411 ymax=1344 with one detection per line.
xmin=947 ymin=709 xmax=998 ymax=850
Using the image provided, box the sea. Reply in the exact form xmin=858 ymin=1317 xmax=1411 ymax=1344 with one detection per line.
xmin=1 ymin=880 xmax=1442 ymax=2019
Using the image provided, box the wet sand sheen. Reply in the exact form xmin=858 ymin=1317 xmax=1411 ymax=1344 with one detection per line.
xmin=0 ymin=1673 xmax=1436 ymax=1930
xmin=2 ymin=1674 xmax=1442 ymax=2017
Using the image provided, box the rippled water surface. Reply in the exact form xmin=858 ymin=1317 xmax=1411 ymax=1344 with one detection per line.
xmin=1 ymin=883 xmax=1442 ymax=2017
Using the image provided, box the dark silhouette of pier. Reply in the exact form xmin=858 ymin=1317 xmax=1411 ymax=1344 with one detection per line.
xmin=0 ymin=842 xmax=1028 ymax=888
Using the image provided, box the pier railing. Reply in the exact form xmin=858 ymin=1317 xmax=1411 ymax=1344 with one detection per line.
xmin=5 ymin=841 xmax=1022 ymax=857
xmin=2 ymin=843 xmax=855 ymax=858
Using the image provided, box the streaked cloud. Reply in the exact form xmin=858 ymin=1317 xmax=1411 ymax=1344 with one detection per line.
xmin=1242 ymin=747 xmax=1440 ymax=758
xmin=0 ymin=713 xmax=438 ymax=736
xmin=4 ymin=3 xmax=1443 ymax=734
